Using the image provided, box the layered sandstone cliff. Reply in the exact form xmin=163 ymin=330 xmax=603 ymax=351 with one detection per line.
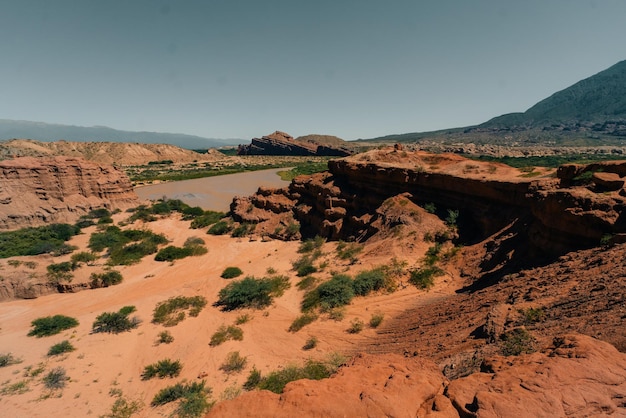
xmin=232 ymin=148 xmax=626 ymax=262
xmin=0 ymin=156 xmax=139 ymax=230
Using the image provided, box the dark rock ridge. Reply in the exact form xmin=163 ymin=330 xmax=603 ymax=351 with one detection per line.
xmin=237 ymin=131 xmax=354 ymax=156
xmin=0 ymin=156 xmax=139 ymax=230
xmin=232 ymin=147 xmax=626 ymax=267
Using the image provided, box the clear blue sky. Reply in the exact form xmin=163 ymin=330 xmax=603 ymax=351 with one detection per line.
xmin=1 ymin=0 xmax=625 ymax=140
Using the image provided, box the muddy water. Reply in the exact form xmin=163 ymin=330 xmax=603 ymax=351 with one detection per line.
xmin=134 ymin=168 xmax=291 ymax=211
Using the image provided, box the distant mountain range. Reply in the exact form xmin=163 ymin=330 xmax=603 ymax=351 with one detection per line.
xmin=0 ymin=119 xmax=243 ymax=149
xmin=365 ymin=60 xmax=626 ymax=146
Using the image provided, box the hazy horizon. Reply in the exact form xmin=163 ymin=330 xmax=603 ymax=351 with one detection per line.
xmin=2 ymin=0 xmax=626 ymax=140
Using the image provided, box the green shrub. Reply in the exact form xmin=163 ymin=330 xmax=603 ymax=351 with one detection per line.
xmin=423 ymin=202 xmax=436 ymax=213
xmin=42 ymin=367 xmax=68 ymax=390
xmin=70 ymin=251 xmax=98 ymax=265
xmin=303 ymin=274 xmax=354 ymax=312
xmin=369 ymin=313 xmax=384 ymax=328
xmin=243 ymin=367 xmax=261 ymax=391
xmin=102 ymin=396 xmax=143 ymax=418
xmin=520 ymin=307 xmax=545 ymax=325
xmin=210 ymin=325 xmax=244 ymax=346
xmin=221 ymin=267 xmax=243 ymax=279
xmin=235 ymin=314 xmax=251 ymax=324
xmin=152 ymin=296 xmax=207 ymax=326
xmin=303 ymin=337 xmax=318 ymax=350
xmin=424 ymin=243 xmax=442 ymax=266
xmin=231 ymin=223 xmax=254 ymax=238
xmin=109 ymin=240 xmax=159 ymax=265
xmin=88 ymin=208 xmax=111 ymax=219
xmin=215 ymin=276 xmax=289 ymax=311
xmin=141 ymin=359 xmax=182 ymax=380
xmin=28 ymin=315 xmax=79 ymax=337
xmin=296 ymin=276 xmax=317 ymax=290
xmin=254 ymin=358 xmax=340 ymax=394
xmin=46 ymin=261 xmax=76 ymax=283
xmin=352 ymin=269 xmax=385 ymax=296
xmin=219 ymin=351 xmax=247 ymax=374
xmin=151 ymin=380 xmax=209 ymax=407
xmin=184 ymin=236 xmax=205 ymax=247
xmin=92 ymin=306 xmax=139 ymax=334
xmin=190 ymin=211 xmax=224 ymax=228
xmin=157 ymin=330 xmax=174 ymax=344
xmin=298 ymin=236 xmax=325 ymax=254
xmin=0 ymin=353 xmax=21 ymax=367
xmin=176 ymin=390 xmax=214 ymax=418
xmin=207 ymin=220 xmax=232 ymax=235
xmin=292 ymin=255 xmax=317 ymax=277
xmin=336 ymin=241 xmax=363 ymax=262
xmin=500 ymin=328 xmax=537 ymax=356
xmin=347 ymin=318 xmax=364 ymax=334
xmin=409 ymin=266 xmax=443 ymax=290
xmin=181 ymin=206 xmax=205 ymax=220
xmin=47 ymin=340 xmax=75 ymax=356
xmin=0 ymin=223 xmax=80 ymax=258
xmin=288 ymin=313 xmax=318 ymax=332
xmin=155 ymin=245 xmax=193 ymax=262
xmin=90 ymin=270 xmax=123 ymax=288
xmin=445 ymin=209 xmax=459 ymax=227
xmin=296 ymin=275 xmax=317 ymax=291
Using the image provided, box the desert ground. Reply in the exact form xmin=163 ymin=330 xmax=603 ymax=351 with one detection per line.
xmin=0 ymin=208 xmax=455 ymax=417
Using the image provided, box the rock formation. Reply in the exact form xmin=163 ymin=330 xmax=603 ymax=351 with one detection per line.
xmin=0 ymin=139 xmax=227 ymax=166
xmin=237 ymin=131 xmax=354 ymax=157
xmin=232 ymin=147 xmax=626 ymax=263
xmin=209 ymin=334 xmax=626 ymax=417
xmin=0 ymin=156 xmax=138 ymax=230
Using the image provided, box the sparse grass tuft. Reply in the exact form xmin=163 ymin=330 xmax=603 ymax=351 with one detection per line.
xmin=369 ymin=313 xmax=384 ymax=328
xmin=152 ymin=296 xmax=207 ymax=326
xmin=288 ymin=313 xmax=318 ymax=332
xmin=500 ymin=328 xmax=537 ymax=356
xmin=157 ymin=330 xmax=174 ymax=344
xmin=141 ymin=359 xmax=182 ymax=380
xmin=42 ymin=367 xmax=68 ymax=390
xmin=210 ymin=325 xmax=244 ymax=346
xmin=302 ymin=337 xmax=318 ymax=350
xmin=219 ymin=351 xmax=247 ymax=374
xmin=47 ymin=340 xmax=75 ymax=356
xmin=347 ymin=318 xmax=364 ymax=334
xmin=0 ymin=353 xmax=21 ymax=367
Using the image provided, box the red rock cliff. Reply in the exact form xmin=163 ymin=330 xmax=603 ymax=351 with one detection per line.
xmin=0 ymin=156 xmax=138 ymax=230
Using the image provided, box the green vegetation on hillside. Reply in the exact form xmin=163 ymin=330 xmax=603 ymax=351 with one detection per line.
xmin=215 ymin=275 xmax=290 ymax=311
xmin=28 ymin=315 xmax=79 ymax=337
xmin=277 ymin=161 xmax=329 ymax=181
xmin=0 ymin=223 xmax=80 ymax=258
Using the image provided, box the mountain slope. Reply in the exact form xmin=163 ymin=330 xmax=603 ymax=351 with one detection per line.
xmin=484 ymin=60 xmax=626 ymax=127
xmin=361 ymin=60 xmax=626 ymax=145
xmin=0 ymin=119 xmax=242 ymax=149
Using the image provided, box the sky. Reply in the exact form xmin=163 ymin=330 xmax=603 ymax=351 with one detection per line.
xmin=1 ymin=0 xmax=626 ymax=141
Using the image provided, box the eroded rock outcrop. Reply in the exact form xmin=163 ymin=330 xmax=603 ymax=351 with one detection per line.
xmin=237 ymin=131 xmax=354 ymax=157
xmin=0 ymin=156 xmax=138 ymax=230
xmin=232 ymin=148 xmax=626 ymax=262
xmin=209 ymin=335 xmax=626 ymax=417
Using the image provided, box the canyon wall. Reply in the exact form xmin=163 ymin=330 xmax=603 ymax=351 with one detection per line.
xmin=0 ymin=156 xmax=139 ymax=230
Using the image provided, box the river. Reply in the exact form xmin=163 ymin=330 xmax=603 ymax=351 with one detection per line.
xmin=134 ymin=168 xmax=291 ymax=212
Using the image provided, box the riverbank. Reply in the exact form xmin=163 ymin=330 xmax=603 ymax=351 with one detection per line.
xmin=135 ymin=167 xmax=291 ymax=211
